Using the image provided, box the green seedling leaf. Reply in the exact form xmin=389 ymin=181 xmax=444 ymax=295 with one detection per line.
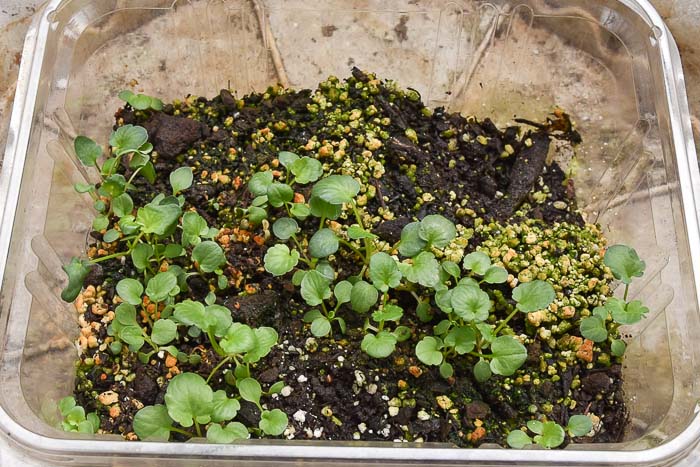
xmin=92 ymin=215 xmax=109 ymax=231
xmin=290 ymin=156 xmax=323 ymax=184
xmin=611 ymin=339 xmax=627 ymax=357
xmin=433 ymin=319 xmax=451 ymax=336
xmin=259 ymin=409 xmax=288 ymax=436
xmin=435 ymin=289 xmax=453 ymax=314
xmin=441 ymin=261 xmax=461 ymax=280
xmin=361 ymin=331 xmax=397 ymax=358
xmin=61 ymin=257 xmax=93 ymax=302
xmin=211 ymin=390 xmax=241 ymax=422
xmin=372 ymin=304 xmax=403 ymax=323
xmin=489 ymin=336 xmax=527 ymax=376
xmin=164 ymin=372 xmax=213 ymax=427
xmin=593 ymin=306 xmax=609 ymax=321
xmin=308 ymin=228 xmax=339 ymax=258
xmin=450 ymin=284 xmax=491 ymax=322
xmin=507 ymin=430 xmax=532 ymax=449
xmin=181 ymin=211 xmax=209 ymax=247
xmin=146 ymin=271 xmax=177 ymax=302
xmin=278 ymin=151 xmax=299 ymax=168
xmin=244 ymin=327 xmax=278 ymax=363
xmin=290 ymin=203 xmax=310 ymax=220
xmin=350 ymin=280 xmax=379 ymax=313
xmin=111 ymin=193 xmax=134 ymax=218
xmin=115 ymin=303 xmax=139 ymax=327
xmin=272 ymin=217 xmax=298 ymax=240
xmin=193 ymin=241 xmax=227 ymax=273
xmin=170 ymin=167 xmax=193 ymax=194
xmin=334 ymin=280 xmax=352 ymax=304
xmin=264 ymin=244 xmax=299 ymax=276
xmin=316 ymin=260 xmax=335 ymax=282
xmin=237 ymin=378 xmax=262 ymax=407
xmin=248 ymin=171 xmax=274 ymax=196
xmin=473 ymin=359 xmax=492 ymax=382
xmin=534 ymin=421 xmax=565 ymax=449
xmin=604 ymin=244 xmax=645 ymax=285
xmin=527 ymin=420 xmax=544 ymax=434
xmin=476 ymin=322 xmax=495 ymax=343
xmin=173 ymin=300 xmax=206 ymax=328
xmin=136 ymin=202 xmax=181 ymax=236
xmin=103 ymin=229 xmax=120 ymax=243
xmin=151 ymin=319 xmax=178 ymax=345
xmin=116 ymin=278 xmax=144 ymax=306
xmin=300 ymin=270 xmax=332 ymax=306
xmin=59 ymin=396 xmax=77 ymax=417
xmin=164 ymin=244 xmax=185 ymax=259
xmin=220 ymin=323 xmax=256 ymax=354
xmin=399 ymin=251 xmax=439 ymax=287
xmin=369 ymin=252 xmax=402 ymax=292
xmin=513 ymin=280 xmax=555 ymax=313
xmin=132 ymin=243 xmax=153 ymax=271
xmin=415 ymin=336 xmax=443 ymax=366
xmin=309 ymin=195 xmax=342 ymax=220
xmin=607 ymin=298 xmax=649 ymax=325
xmin=394 ymin=325 xmax=412 ymax=342
xmin=99 ymin=174 xmax=127 ymax=198
xmin=74 ymin=136 xmax=102 ymax=167
xmin=444 ymin=326 xmax=476 ymax=354
xmin=303 ymin=310 xmax=323 ymax=323
xmin=579 ymin=316 xmax=608 ymax=342
xmin=269 ymin=381 xmax=285 ymax=394
xmin=439 ymin=362 xmax=454 ymax=379
xmin=347 ymin=225 xmax=377 ymax=240
xmin=118 ymin=215 xmax=139 ymax=235
xmin=567 ymin=415 xmax=593 ymax=437
xmin=398 ymin=222 xmax=427 ymax=258
xmin=416 ymin=300 xmax=432 ymax=323
xmin=109 ymin=125 xmax=149 ymax=156
xmin=310 ymin=316 xmax=332 ymax=337
xmin=207 ymin=422 xmax=249 ymax=443
xmin=312 ymin=174 xmax=360 ymax=205
xmin=205 ymin=304 xmax=234 ymax=337
xmin=462 ymin=251 xmax=491 ymax=275
xmin=74 ymin=182 xmax=94 ymax=193
xmin=483 ymin=266 xmax=508 ymax=284
xmin=267 ymin=182 xmax=294 ymax=207
xmin=133 ymin=404 xmax=173 ymax=441
xmin=118 ymin=326 xmax=145 ymax=351
xmin=418 ymin=214 xmax=456 ymax=248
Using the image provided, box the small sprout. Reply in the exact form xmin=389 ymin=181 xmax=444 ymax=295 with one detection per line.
xmin=277 ymin=151 xmax=299 ymax=168
xmin=237 ymin=378 xmax=262 ymax=408
xmin=272 ymin=217 xmax=298 ymax=240
xmin=267 ymin=183 xmax=294 ymax=207
xmin=611 ymin=339 xmax=627 ymax=356
xmin=151 ymin=319 xmax=178 ymax=345
xmin=61 ymin=257 xmax=93 ymax=302
xmin=309 ymin=195 xmax=342 ymax=220
xmin=300 ymin=270 xmax=332 ymax=306
xmin=473 ymin=359 xmax=492 ymax=382
xmin=308 ymin=228 xmax=340 ymax=258
xmin=605 ymin=297 xmax=649 ymax=325
xmin=109 ymin=124 xmax=149 ymax=156
xmin=248 ymin=171 xmax=274 ymax=197
xmin=334 ymin=280 xmax=353 ymax=304
xmin=489 ymin=336 xmax=527 ymax=376
xmin=259 ymin=409 xmax=288 ymax=436
xmin=462 ymin=251 xmax=491 ymax=275
xmin=290 ymin=157 xmax=323 ymax=184
xmin=450 ymin=283 xmax=491 ymax=322
xmin=532 ymin=421 xmax=565 ymax=449
xmin=506 ymin=429 xmax=532 ymax=448
xmin=567 ymin=415 xmax=593 ymax=437
xmin=116 ymin=278 xmax=144 ymax=306
xmin=74 ymin=136 xmax=102 ymax=167
xmin=310 ymin=316 xmax=332 ymax=337
xmin=443 ymin=326 xmax=476 ymax=354
xmin=415 ymin=336 xmax=444 ymax=366
xmin=369 ymin=252 xmax=402 ymax=292
xmin=418 ymin=214 xmax=456 ymax=249
xmin=133 ymin=404 xmax=173 ymax=441
xmin=579 ymin=315 xmax=608 ymax=342
xmin=207 ymin=422 xmax=249 ymax=443
xmin=145 ymin=271 xmax=178 ymax=302
xmin=350 ymin=280 xmax=379 ymax=313
xmin=59 ymin=396 xmax=100 ymax=434
xmin=348 ymin=225 xmax=377 ymax=240
xmin=118 ymin=89 xmax=163 ymax=111
xmin=360 ymin=331 xmax=398 ymax=358
xmin=112 ymin=193 xmax=134 ymax=217
xmin=399 ymin=251 xmax=440 ymax=287
xmin=264 ymin=244 xmax=300 ymax=276
xmin=164 ymin=373 xmax=214 ymax=428
xmin=398 ymin=222 xmax=426 ymax=258
xmin=136 ymin=199 xmax=182 ymax=236
xmin=211 ymin=390 xmax=241 ymax=422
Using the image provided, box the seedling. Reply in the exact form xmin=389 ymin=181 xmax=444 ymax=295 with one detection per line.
xmin=59 ymin=396 xmax=100 ymax=434
xmin=506 ymin=415 xmax=593 ymax=449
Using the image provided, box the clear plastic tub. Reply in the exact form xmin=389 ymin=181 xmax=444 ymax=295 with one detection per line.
xmin=1 ymin=0 xmax=699 ymax=465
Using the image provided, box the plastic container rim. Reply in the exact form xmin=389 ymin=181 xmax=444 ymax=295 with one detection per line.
xmin=1 ymin=0 xmax=700 ymax=464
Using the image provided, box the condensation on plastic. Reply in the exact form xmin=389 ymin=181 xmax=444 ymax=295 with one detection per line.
xmin=0 ymin=0 xmax=699 ymax=465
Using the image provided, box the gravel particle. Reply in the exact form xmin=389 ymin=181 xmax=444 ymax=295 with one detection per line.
xmin=388 ymin=406 xmax=400 ymax=417
xmin=297 ymin=375 xmax=308 ymax=383
xmin=367 ymin=383 xmax=378 ymax=395
xmin=417 ymin=410 xmax=431 ymax=421
xmin=293 ymin=410 xmax=307 ymax=424
xmin=280 ymin=386 xmax=294 ymax=397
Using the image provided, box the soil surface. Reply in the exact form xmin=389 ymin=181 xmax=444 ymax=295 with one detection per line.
xmin=72 ymin=69 xmax=627 ymax=447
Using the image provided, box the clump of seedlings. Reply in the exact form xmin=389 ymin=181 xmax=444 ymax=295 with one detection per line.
xmin=58 ymin=71 xmax=647 ymax=448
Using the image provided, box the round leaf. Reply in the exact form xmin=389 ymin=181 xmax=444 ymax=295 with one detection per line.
xmin=473 ymin=359 xmax=492 ymax=382
xmin=308 ymin=228 xmax=339 ymax=258
xmin=133 ymin=405 xmax=173 ymax=441
xmin=248 ymin=171 xmax=274 ymax=196
xmin=489 ymin=336 xmax=527 ymax=376
xmin=604 ymin=245 xmax=646 ymax=285
xmin=211 ymin=390 xmax=241 ymax=423
xmin=207 ymin=422 xmax=249 ymax=443
xmin=311 ymin=175 xmax=360 ymax=204
xmin=300 ymin=270 xmax=332 ymax=306
xmin=151 ymin=319 xmax=178 ymax=345
xmin=164 ymin=373 xmax=213 ymax=427
xmin=347 ymin=225 xmax=377 ymax=240
xmin=441 ymin=261 xmax=461 ymax=279
xmin=192 ymin=241 xmax=227 ymax=273
xmin=170 ymin=167 xmax=194 ymax=194
xmin=277 ymin=151 xmax=299 ymax=168
xmin=439 ymin=362 xmax=454 ymax=379
xmin=272 ymin=217 xmax=298 ymax=240
xmin=290 ymin=157 xmax=323 ymax=184
xmin=369 ymin=252 xmax=402 ymax=292
xmin=220 ymin=323 xmax=256 ymax=354
xmin=109 ymin=125 xmax=149 ymax=156
xmin=360 ymin=331 xmax=397 ymax=358
xmin=116 ymin=278 xmax=144 ymax=306
xmin=146 ymin=271 xmax=177 ymax=302
xmin=418 ymin=215 xmax=456 ymax=248
xmin=567 ymin=415 xmax=593 ymax=437
xmin=333 ymin=280 xmax=353 ymax=304
xmin=507 ymin=430 xmax=532 ymax=449
xmin=111 ymin=193 xmax=134 ymax=217
xmin=290 ymin=203 xmax=311 ymax=220
xmin=74 ymin=136 xmax=102 ymax=167
xmin=264 ymin=244 xmax=300 ymax=276
xmin=580 ymin=316 xmax=608 ymax=342
xmin=267 ymin=183 xmax=294 ymax=207
xmin=173 ymin=300 xmax=206 ymax=329
xmin=350 ymin=280 xmax=379 ymax=313
xmin=415 ymin=336 xmax=443 ymax=366
xmin=462 ymin=251 xmax=491 ymax=275
xmin=512 ymin=280 xmax=555 ymax=313
xmin=450 ymin=284 xmax=491 ymax=322
xmin=444 ymin=326 xmax=476 ymax=354
xmin=611 ymin=339 xmax=627 ymax=357
xmin=483 ymin=266 xmax=508 ymax=284
xmin=259 ymin=409 xmax=288 ymax=436
xmin=608 ymin=298 xmax=648 ymax=325
xmin=237 ymin=378 xmax=262 ymax=407
xmin=398 ymin=222 xmax=427 ymax=258
xmin=310 ymin=317 xmax=332 ymax=337
xmin=400 ymin=251 xmax=439 ymax=287
xmin=535 ymin=421 xmax=565 ymax=449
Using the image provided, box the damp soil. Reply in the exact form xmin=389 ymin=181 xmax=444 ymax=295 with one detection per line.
xmin=73 ymin=69 xmax=627 ymax=447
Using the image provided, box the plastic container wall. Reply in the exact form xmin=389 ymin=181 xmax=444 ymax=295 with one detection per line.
xmin=1 ymin=0 xmax=700 ymax=465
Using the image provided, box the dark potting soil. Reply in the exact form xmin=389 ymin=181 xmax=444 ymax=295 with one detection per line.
xmin=73 ymin=69 xmax=627 ymax=447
